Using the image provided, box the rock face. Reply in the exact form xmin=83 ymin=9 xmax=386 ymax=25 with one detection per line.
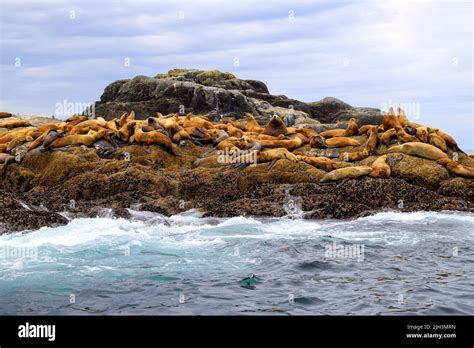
xmin=94 ymin=69 xmax=383 ymax=126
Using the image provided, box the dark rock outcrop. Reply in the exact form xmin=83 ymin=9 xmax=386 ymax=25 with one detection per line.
xmin=93 ymin=69 xmax=383 ymax=127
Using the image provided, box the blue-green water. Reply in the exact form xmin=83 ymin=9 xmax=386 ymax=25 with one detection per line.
xmin=0 ymin=210 xmax=473 ymax=315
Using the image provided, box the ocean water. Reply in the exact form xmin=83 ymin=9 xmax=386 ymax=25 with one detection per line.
xmin=0 ymin=209 xmax=473 ymax=315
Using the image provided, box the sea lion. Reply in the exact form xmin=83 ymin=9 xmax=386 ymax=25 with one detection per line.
xmin=66 ymin=115 xmax=88 ymax=123
xmin=6 ymin=134 xmax=33 ymax=151
xmin=325 ymin=137 xmax=360 ymax=148
xmin=263 ymin=115 xmax=288 ymax=137
xmin=435 ymin=129 xmax=464 ymax=153
xmin=428 ymin=132 xmax=447 ymax=152
xmin=396 ymin=107 xmax=409 ymax=127
xmin=28 ymin=130 xmax=49 ymax=150
xmin=319 ymin=128 xmax=346 ymax=138
xmin=295 ymin=155 xmax=348 ymax=171
xmin=395 ymin=126 xmax=419 ymax=143
xmin=415 ymin=127 xmax=429 ymax=143
xmin=105 ymin=119 xmax=120 ymax=132
xmin=227 ymin=123 xmax=244 ymax=138
xmin=213 ymin=129 xmax=230 ymax=144
xmin=172 ymin=129 xmax=192 ymax=143
xmin=364 ymin=126 xmax=379 ymax=154
xmin=69 ymin=118 xmax=107 ymax=134
xmin=256 ymin=148 xmax=299 ymax=163
xmin=319 ymin=166 xmax=372 ymax=183
xmin=383 ymin=107 xmax=400 ymax=131
xmin=295 ymin=127 xmax=318 ymax=139
xmin=380 ymin=128 xmax=397 ymax=145
xmin=0 ymin=127 xmax=34 ymax=144
xmin=387 ymin=142 xmax=448 ymax=160
xmin=358 ymin=124 xmax=375 ymax=135
xmin=257 ymin=136 xmax=303 ymax=151
xmin=133 ymin=125 xmax=177 ymax=155
xmin=119 ymin=111 xmax=136 ymax=127
xmin=183 ymin=114 xmax=214 ymax=129
xmin=245 ymin=113 xmax=264 ymax=133
xmin=310 ymin=135 xmax=327 ymax=148
xmin=221 ymin=118 xmax=246 ymax=130
xmin=155 ymin=117 xmax=180 ymax=133
xmin=49 ymin=129 xmax=106 ymax=148
xmin=345 ymin=118 xmax=359 ymax=136
xmin=0 ymin=120 xmax=31 ymax=128
xmin=369 ymin=155 xmax=391 ymax=178
xmin=117 ymin=121 xmax=136 ymax=142
xmin=215 ymin=137 xmax=246 ymax=153
xmin=42 ymin=130 xmax=64 ymax=149
xmin=231 ymin=147 xmax=298 ymax=169
xmin=0 ymin=112 xmax=12 ymax=118
xmin=338 ymin=149 xmax=369 ymax=162
xmin=437 ymin=158 xmax=474 ymax=178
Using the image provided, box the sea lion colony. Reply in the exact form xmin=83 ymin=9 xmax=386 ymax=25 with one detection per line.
xmin=0 ymin=107 xmax=473 ymax=181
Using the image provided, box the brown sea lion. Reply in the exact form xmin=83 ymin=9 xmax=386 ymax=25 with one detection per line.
xmin=395 ymin=126 xmax=419 ymax=143
xmin=69 ymin=118 xmax=107 ymax=134
xmin=338 ymin=149 xmax=369 ymax=162
xmin=380 ymin=128 xmax=397 ymax=145
xmin=364 ymin=126 xmax=379 ymax=154
xmin=245 ymin=113 xmax=264 ymax=133
xmin=435 ymin=129 xmax=464 ymax=153
xmin=155 ymin=117 xmax=180 ymax=133
xmin=295 ymin=127 xmax=318 ymax=139
xmin=383 ymin=107 xmax=400 ymax=131
xmin=50 ymin=129 xmax=105 ymax=148
xmin=263 ymin=115 xmax=288 ymax=137
xmin=396 ymin=107 xmax=409 ymax=127
xmin=0 ymin=120 xmax=31 ymax=128
xmin=183 ymin=114 xmax=214 ymax=129
xmin=117 ymin=121 xmax=136 ymax=142
xmin=387 ymin=142 xmax=448 ymax=160
xmin=0 ymin=112 xmax=13 ymax=118
xmin=320 ymin=166 xmax=372 ymax=183
xmin=437 ymin=158 xmax=474 ymax=178
xmin=358 ymin=124 xmax=375 ymax=135
xmin=106 ymin=119 xmax=120 ymax=132
xmin=172 ymin=129 xmax=192 ymax=143
xmin=66 ymin=115 xmax=88 ymax=123
xmin=319 ymin=128 xmax=346 ymax=138
xmin=325 ymin=137 xmax=360 ymax=148
xmin=295 ymin=155 xmax=348 ymax=171
xmin=345 ymin=118 xmax=359 ymax=136
xmin=221 ymin=118 xmax=246 ymax=130
xmin=6 ymin=134 xmax=33 ymax=151
xmin=369 ymin=155 xmax=391 ymax=178
xmin=428 ymin=131 xmax=447 ymax=152
xmin=257 ymin=136 xmax=303 ymax=151
xmin=415 ymin=127 xmax=429 ymax=143
xmin=310 ymin=135 xmax=327 ymax=148
xmin=133 ymin=125 xmax=176 ymax=154
xmin=0 ymin=127 xmax=34 ymax=144
xmin=227 ymin=123 xmax=244 ymax=138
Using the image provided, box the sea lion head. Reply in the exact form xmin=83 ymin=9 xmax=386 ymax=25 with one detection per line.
xmin=310 ymin=135 xmax=326 ymax=148
xmin=263 ymin=115 xmax=288 ymax=136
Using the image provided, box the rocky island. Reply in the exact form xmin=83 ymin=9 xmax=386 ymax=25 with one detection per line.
xmin=0 ymin=69 xmax=473 ymax=233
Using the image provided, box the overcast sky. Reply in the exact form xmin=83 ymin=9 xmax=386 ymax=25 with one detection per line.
xmin=0 ymin=0 xmax=472 ymax=149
